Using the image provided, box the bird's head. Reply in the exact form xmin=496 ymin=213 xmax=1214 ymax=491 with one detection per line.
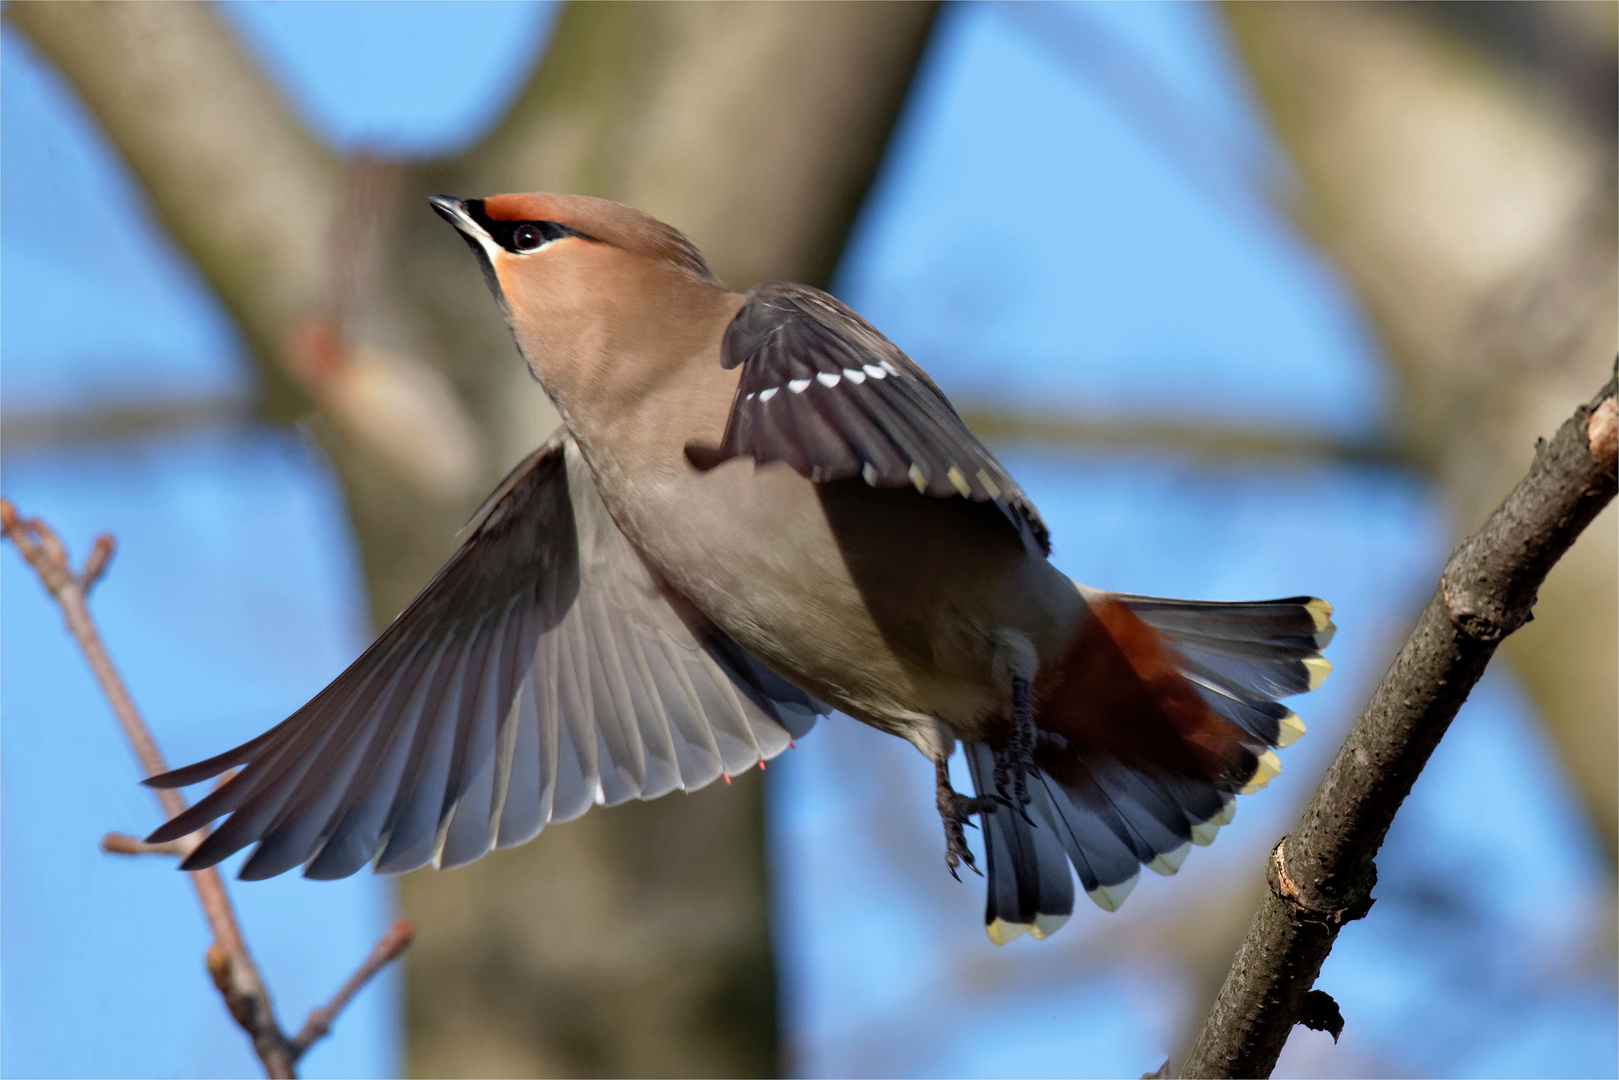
xmin=430 ymin=193 xmax=730 ymax=412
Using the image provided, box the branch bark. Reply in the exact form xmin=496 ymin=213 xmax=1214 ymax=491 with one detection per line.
xmin=1221 ymin=0 xmax=1619 ymax=858
xmin=1179 ymin=369 xmax=1618 ymax=1078
xmin=0 ymin=500 xmax=410 ymax=1078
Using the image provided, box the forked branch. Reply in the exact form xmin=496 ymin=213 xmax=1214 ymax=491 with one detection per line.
xmin=1 ymin=499 xmax=414 ymax=1078
xmin=1180 ymin=367 xmax=1619 ymax=1078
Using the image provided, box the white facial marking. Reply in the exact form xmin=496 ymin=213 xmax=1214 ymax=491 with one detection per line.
xmin=816 ymin=371 xmax=841 ymax=388
xmin=788 ymin=378 xmax=812 ymax=393
xmin=470 ymin=232 xmax=505 ymax=263
xmin=758 ymin=386 xmax=779 ymax=403
xmin=515 ymin=238 xmax=563 ymax=257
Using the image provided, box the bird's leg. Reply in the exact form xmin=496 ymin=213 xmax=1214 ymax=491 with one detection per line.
xmin=992 ymin=675 xmax=1036 ymax=824
xmin=935 ymin=756 xmax=999 ymax=881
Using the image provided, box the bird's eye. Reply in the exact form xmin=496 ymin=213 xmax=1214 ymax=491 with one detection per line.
xmin=513 ymin=224 xmax=544 ymax=251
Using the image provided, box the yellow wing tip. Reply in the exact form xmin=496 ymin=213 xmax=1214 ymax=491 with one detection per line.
xmin=1239 ymin=748 xmax=1283 ymax=795
xmin=1303 ymin=655 xmax=1332 ymax=691
xmin=1028 ymin=912 xmax=1070 ymax=940
xmin=1086 ymin=874 xmax=1139 ymax=912
xmin=986 ymin=918 xmax=1027 ymax=946
xmin=987 ymin=909 xmax=1073 ymax=945
xmin=1147 ymin=841 xmax=1191 ymax=876
xmin=1276 ymin=709 xmax=1306 ymax=748
xmin=1305 ymin=597 xmax=1334 ymax=632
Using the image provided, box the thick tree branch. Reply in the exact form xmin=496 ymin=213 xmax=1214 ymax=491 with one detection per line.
xmin=1180 ymin=368 xmax=1618 ymax=1079
xmin=5 ymin=2 xmax=481 ymax=501
xmin=3 ymin=2 xmax=332 ymax=421
xmin=1221 ymin=0 xmax=1619 ymax=859
xmin=0 ymin=499 xmax=409 ymax=1077
xmin=460 ymin=1 xmax=939 ymax=293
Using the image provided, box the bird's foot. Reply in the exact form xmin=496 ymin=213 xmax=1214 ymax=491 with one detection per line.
xmin=935 ymin=758 xmax=999 ymax=880
xmin=992 ymin=675 xmax=1036 ymax=825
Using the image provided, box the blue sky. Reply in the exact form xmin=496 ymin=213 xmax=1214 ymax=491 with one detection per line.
xmin=3 ymin=3 xmax=1612 ymax=1078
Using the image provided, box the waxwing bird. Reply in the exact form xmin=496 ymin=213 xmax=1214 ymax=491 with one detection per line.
xmin=146 ymin=193 xmax=1334 ymax=945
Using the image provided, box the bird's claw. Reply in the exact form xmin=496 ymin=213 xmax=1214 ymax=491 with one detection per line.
xmin=936 ymin=759 xmax=997 ymax=878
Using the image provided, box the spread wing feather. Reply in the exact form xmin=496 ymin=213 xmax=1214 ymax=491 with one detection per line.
xmin=146 ymin=433 xmax=825 ymax=878
xmin=689 ymin=282 xmax=1049 ymax=555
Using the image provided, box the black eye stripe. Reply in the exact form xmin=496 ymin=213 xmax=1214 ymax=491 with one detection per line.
xmin=463 ymin=200 xmax=594 ymax=254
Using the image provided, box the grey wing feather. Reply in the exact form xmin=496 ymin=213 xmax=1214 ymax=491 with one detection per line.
xmin=688 ymin=281 xmax=1050 ymax=555
xmin=145 ymin=432 xmax=826 ymax=878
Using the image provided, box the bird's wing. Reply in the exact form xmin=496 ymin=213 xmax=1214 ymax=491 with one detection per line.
xmin=687 ymin=281 xmax=1049 ymax=555
xmin=145 ymin=432 xmax=824 ymax=880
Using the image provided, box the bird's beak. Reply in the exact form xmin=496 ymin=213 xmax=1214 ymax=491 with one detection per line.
xmin=429 ymin=195 xmax=484 ymax=239
xmin=430 ymin=194 xmax=504 ymax=273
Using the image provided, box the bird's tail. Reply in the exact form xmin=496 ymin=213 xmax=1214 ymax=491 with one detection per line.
xmin=966 ymin=590 xmax=1333 ymax=945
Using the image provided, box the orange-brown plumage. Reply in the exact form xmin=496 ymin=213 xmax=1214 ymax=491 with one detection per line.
xmin=1035 ymin=599 xmax=1255 ymax=786
xmin=483 ymin=192 xmax=714 ymax=280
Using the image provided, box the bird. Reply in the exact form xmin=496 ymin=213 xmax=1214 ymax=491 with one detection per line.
xmin=145 ymin=193 xmax=1334 ymax=945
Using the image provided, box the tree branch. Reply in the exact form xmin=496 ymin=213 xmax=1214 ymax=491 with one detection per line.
xmin=1221 ymin=0 xmax=1619 ymax=861
xmin=1179 ymin=367 xmax=1618 ymax=1079
xmin=459 ymin=1 xmax=940 ymax=292
xmin=957 ymin=407 xmax=1398 ymax=467
xmin=101 ymin=831 xmax=196 ymax=858
xmin=3 ymin=1 xmax=333 ymax=422
xmin=0 ymin=499 xmax=411 ymax=1077
xmin=289 ymin=919 xmax=415 ymax=1059
xmin=5 ymin=3 xmax=482 ymax=502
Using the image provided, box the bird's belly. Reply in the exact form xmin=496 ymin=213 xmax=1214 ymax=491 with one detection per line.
xmin=596 ymin=457 xmax=1080 ymax=746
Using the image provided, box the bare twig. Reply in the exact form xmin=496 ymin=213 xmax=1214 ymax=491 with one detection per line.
xmin=1180 ymin=367 xmax=1619 ymax=1078
xmin=290 ymin=920 xmax=416 ymax=1058
xmin=0 ymin=499 xmax=410 ymax=1076
xmin=101 ymin=831 xmax=196 ymax=858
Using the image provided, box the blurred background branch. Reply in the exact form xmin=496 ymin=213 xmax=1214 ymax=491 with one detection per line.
xmin=6 ymin=1 xmax=938 ymax=1074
